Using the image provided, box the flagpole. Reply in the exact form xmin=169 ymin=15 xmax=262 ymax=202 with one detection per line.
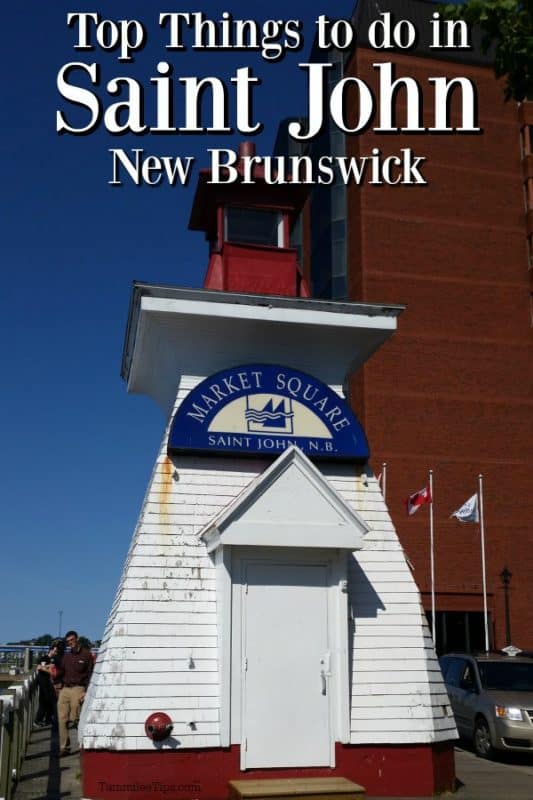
xmin=429 ymin=469 xmax=436 ymax=643
xmin=478 ymin=473 xmax=490 ymax=653
xmin=382 ymin=462 xmax=387 ymax=501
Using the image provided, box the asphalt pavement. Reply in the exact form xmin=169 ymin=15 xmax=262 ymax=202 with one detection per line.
xmin=451 ymin=746 xmax=533 ymax=800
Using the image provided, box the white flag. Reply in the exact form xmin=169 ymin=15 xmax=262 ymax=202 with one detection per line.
xmin=450 ymin=493 xmax=479 ymax=523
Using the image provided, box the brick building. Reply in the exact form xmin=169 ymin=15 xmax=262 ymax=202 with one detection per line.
xmin=278 ymin=0 xmax=533 ymax=653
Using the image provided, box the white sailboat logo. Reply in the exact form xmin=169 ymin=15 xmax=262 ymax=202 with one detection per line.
xmin=245 ymin=396 xmax=294 ymax=434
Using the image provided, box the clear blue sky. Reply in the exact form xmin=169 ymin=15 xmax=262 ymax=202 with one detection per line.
xmin=0 ymin=1 xmax=356 ymax=643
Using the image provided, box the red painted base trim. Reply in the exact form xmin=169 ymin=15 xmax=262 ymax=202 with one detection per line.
xmin=82 ymin=742 xmax=455 ymax=799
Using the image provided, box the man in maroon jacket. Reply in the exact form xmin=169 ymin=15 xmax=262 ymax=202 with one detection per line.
xmin=57 ymin=630 xmax=93 ymax=755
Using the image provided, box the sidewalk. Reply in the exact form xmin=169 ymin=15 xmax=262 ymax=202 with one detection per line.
xmin=13 ymin=722 xmax=81 ymax=800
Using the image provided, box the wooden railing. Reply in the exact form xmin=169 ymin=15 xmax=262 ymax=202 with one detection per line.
xmin=0 ymin=675 xmax=39 ymax=800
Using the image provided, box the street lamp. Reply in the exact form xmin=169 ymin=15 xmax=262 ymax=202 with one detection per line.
xmin=58 ymin=609 xmax=63 ymax=638
xmin=499 ymin=567 xmax=512 ymax=646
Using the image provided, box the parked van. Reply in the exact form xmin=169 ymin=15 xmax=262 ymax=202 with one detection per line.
xmin=439 ymin=652 xmax=533 ymax=758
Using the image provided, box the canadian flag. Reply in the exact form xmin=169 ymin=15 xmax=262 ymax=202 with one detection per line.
xmin=405 ymin=485 xmax=432 ymax=515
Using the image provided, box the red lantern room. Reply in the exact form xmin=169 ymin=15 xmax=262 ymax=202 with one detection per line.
xmin=189 ymin=142 xmax=310 ymax=297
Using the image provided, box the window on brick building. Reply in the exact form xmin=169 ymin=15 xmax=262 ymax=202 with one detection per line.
xmin=428 ymin=610 xmax=490 ymax=655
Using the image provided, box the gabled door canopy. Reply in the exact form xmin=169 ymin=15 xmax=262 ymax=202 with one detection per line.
xmin=200 ymin=446 xmax=369 ymax=553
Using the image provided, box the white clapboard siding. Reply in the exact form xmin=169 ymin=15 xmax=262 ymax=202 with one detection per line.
xmin=80 ymin=734 xmax=220 ymax=751
xmin=80 ymin=380 xmax=456 ymax=751
xmin=118 ymin=579 xmax=212 ymax=592
xmin=351 ymin=707 xmax=452 ymax=722
xmin=109 ymin=623 xmax=217 ymax=635
xmin=352 ymin=549 xmax=411 ymax=563
xmin=353 ymin=670 xmax=441 ymax=684
xmin=352 ymin=693 xmax=451 ymax=707
xmin=353 ymin=658 xmax=440 ymax=671
xmin=131 ymin=545 xmax=206 ymax=556
xmin=92 ymin=671 xmax=219 ymax=686
xmin=119 ymin=576 xmax=210 ymax=586
xmin=363 ymin=530 xmax=401 ymax=542
xmin=126 ymin=555 xmax=214 ymax=569
xmin=101 ymin=635 xmax=218 ymax=649
xmin=115 ymin=597 xmax=217 ymax=610
xmin=100 ymin=649 xmax=218 ymax=662
xmin=90 ymin=697 xmax=219 ymax=711
xmin=80 ymin=374 xmax=264 ymax=751
xmin=148 ymin=493 xmax=241 ymax=508
xmin=112 ymin=608 xmax=215 ymax=622
xmin=350 ymin=730 xmax=450 ymax=744
xmin=137 ymin=524 xmax=203 ymax=534
xmin=115 ymin=589 xmax=212 ymax=601
xmin=351 ymin=683 xmax=438 ymax=696
xmin=96 ymin=659 xmax=219 ymax=673
xmin=354 ymin=614 xmax=432 ymax=627
xmin=325 ymin=469 xmax=457 ymax=745
xmin=85 ymin=708 xmax=221 ymax=723
xmin=83 ymin=722 xmax=220 ymax=737
xmin=348 ymin=717 xmax=453 ymax=733
xmin=361 ymin=541 xmax=404 ymax=552
xmin=365 ymin=522 xmax=396 ymax=533
xmin=96 ymin=684 xmax=219 ymax=698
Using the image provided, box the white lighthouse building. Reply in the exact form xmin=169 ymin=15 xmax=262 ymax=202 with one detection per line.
xmin=80 ymin=146 xmax=457 ymax=799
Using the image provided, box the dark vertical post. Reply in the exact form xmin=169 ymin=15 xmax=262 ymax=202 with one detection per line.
xmin=500 ymin=566 xmax=512 ymax=646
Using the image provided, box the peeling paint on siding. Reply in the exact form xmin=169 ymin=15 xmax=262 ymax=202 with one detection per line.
xmin=80 ymin=379 xmax=456 ymax=751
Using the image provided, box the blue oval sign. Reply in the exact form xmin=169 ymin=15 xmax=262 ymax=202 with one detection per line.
xmin=168 ymin=364 xmax=369 ymax=461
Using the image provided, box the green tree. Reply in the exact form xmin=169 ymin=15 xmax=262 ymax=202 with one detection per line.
xmin=78 ymin=636 xmax=92 ymax=649
xmin=7 ymin=634 xmax=53 ymax=646
xmin=441 ymin=0 xmax=533 ymax=101
xmin=34 ymin=634 xmax=54 ymax=647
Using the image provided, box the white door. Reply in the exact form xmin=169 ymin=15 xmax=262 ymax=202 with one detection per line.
xmin=241 ymin=560 xmax=332 ymax=768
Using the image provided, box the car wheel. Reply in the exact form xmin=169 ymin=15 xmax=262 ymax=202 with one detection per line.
xmin=473 ymin=717 xmax=494 ymax=759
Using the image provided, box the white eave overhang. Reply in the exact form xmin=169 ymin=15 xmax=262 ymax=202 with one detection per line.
xmin=121 ymin=283 xmax=404 ymax=413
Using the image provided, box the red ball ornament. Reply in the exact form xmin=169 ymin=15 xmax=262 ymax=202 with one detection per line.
xmin=144 ymin=712 xmax=173 ymax=741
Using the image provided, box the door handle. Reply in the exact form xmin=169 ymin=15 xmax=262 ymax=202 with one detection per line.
xmin=320 ymin=653 xmax=331 ymax=695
